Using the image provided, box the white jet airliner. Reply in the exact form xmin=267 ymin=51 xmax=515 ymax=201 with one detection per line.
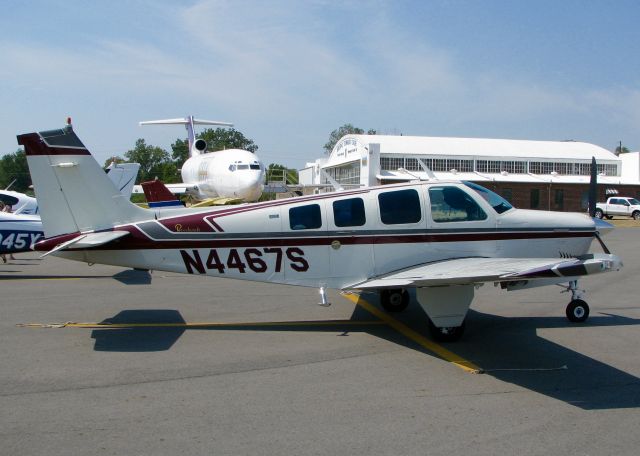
xmin=137 ymin=116 xmax=265 ymax=202
xmin=17 ymin=125 xmax=622 ymax=341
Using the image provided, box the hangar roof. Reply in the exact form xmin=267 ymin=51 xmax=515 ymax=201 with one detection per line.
xmin=334 ymin=134 xmax=618 ymax=162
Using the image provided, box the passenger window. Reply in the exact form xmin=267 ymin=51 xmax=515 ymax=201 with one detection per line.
xmin=289 ymin=204 xmax=322 ymax=230
xmin=429 ymin=186 xmax=487 ymax=222
xmin=333 ymin=198 xmax=366 ymax=227
xmin=378 ymin=189 xmax=422 ymax=224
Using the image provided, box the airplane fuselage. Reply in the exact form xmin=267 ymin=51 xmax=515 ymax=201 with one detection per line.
xmin=47 ymin=181 xmax=596 ymax=289
xmin=180 ymin=149 xmax=265 ymax=201
xmin=0 ymin=212 xmax=43 ymax=254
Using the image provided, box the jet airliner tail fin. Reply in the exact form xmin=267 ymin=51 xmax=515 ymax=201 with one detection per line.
xmin=17 ymin=125 xmax=149 ymax=238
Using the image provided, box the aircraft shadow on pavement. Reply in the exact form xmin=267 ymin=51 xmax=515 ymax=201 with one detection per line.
xmin=0 ymin=269 xmax=151 ymax=284
xmin=89 ymin=299 xmax=640 ymax=411
xmin=452 ymin=309 xmax=640 ymax=411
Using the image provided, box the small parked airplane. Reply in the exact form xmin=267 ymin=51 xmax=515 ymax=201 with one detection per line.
xmin=135 ymin=116 xmax=265 ymax=202
xmin=17 ymin=124 xmax=622 ymax=340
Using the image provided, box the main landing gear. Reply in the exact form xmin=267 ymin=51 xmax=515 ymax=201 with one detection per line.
xmin=380 ymin=288 xmax=410 ymax=312
xmin=563 ymin=280 xmax=590 ymax=323
xmin=379 ymin=288 xmax=466 ymax=342
xmin=427 ymin=318 xmax=466 ymax=342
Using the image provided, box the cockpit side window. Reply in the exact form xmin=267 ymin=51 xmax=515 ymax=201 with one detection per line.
xmin=429 ymin=186 xmax=487 ymax=222
xmin=463 ymin=181 xmax=513 ymax=214
xmin=378 ymin=189 xmax=422 ymax=224
xmin=228 ymin=164 xmax=236 ymax=172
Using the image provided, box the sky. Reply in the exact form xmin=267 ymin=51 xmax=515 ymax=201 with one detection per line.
xmin=1 ymin=0 xmax=639 ymax=170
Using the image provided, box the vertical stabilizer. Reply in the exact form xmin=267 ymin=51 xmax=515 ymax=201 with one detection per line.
xmin=17 ymin=126 xmax=149 ymax=238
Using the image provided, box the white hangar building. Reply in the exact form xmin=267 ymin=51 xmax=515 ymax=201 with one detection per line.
xmin=299 ymin=134 xmax=640 ymax=212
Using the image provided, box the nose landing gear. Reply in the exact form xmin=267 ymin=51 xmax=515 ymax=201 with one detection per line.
xmin=563 ymin=280 xmax=590 ymax=323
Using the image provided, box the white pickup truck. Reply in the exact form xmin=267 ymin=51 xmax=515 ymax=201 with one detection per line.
xmin=595 ymin=196 xmax=640 ymax=220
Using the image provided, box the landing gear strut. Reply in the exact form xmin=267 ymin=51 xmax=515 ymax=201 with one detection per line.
xmin=428 ymin=318 xmax=466 ymax=342
xmin=380 ymin=288 xmax=410 ymax=312
xmin=564 ymin=280 xmax=590 ymax=323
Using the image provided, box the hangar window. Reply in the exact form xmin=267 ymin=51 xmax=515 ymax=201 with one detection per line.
xmin=333 ymin=198 xmax=366 ymax=227
xmin=378 ymin=189 xmax=422 ymax=224
xmin=429 ymin=186 xmax=487 ymax=222
xmin=290 ymin=204 xmax=322 ymax=230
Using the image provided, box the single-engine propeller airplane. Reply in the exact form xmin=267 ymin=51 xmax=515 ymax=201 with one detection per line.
xmin=17 ymin=124 xmax=622 ymax=341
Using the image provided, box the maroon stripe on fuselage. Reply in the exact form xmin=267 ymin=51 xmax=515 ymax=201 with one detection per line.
xmin=158 ymin=188 xmax=372 ymax=233
xmin=52 ymin=229 xmax=594 ymax=251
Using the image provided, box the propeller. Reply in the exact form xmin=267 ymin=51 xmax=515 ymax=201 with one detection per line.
xmin=588 ymin=156 xmax=597 ymax=218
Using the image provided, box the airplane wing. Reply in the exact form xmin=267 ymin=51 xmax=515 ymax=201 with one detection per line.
xmin=352 ymin=254 xmax=622 ymax=289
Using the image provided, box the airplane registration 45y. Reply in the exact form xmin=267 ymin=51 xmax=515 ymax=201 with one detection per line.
xmin=17 ymin=125 xmax=622 ymax=341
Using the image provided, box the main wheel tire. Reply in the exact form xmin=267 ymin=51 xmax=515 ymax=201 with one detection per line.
xmin=428 ymin=318 xmax=466 ymax=342
xmin=594 ymin=209 xmax=604 ymax=219
xmin=633 ymin=211 xmax=640 ymax=220
xmin=380 ymin=289 xmax=409 ymax=312
xmin=566 ymin=299 xmax=590 ymax=323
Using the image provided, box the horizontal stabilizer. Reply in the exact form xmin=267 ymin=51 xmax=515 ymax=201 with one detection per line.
xmin=140 ymin=118 xmax=233 ymax=127
xmin=40 ymin=230 xmax=130 ymax=257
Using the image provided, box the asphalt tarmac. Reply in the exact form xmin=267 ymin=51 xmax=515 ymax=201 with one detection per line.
xmin=1 ymin=229 xmax=639 ymax=455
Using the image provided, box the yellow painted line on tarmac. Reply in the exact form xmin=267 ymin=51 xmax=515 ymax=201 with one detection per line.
xmin=17 ymin=320 xmax=386 ymax=329
xmin=341 ymin=292 xmax=482 ymax=374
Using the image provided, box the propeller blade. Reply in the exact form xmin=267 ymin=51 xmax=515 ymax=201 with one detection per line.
xmin=588 ymin=156 xmax=597 ymax=217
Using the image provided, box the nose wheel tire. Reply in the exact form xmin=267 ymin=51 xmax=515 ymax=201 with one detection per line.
xmin=428 ymin=318 xmax=466 ymax=342
xmin=380 ymin=288 xmax=410 ymax=312
xmin=566 ymin=299 xmax=590 ymax=323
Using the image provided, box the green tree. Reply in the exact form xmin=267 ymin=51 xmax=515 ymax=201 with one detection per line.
xmin=124 ymin=139 xmax=174 ymax=183
xmin=171 ymin=138 xmax=189 ymax=167
xmin=198 ymin=128 xmax=259 ymax=153
xmin=615 ymin=145 xmax=630 ymax=155
xmin=0 ymin=149 xmax=31 ymax=193
xmin=324 ymin=124 xmax=376 ymax=154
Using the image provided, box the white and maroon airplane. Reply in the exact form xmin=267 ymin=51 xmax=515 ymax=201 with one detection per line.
xmin=17 ymin=125 xmax=622 ymax=341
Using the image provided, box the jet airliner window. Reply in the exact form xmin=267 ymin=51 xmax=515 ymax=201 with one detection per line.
xmin=429 ymin=186 xmax=487 ymax=222
xmin=290 ymin=204 xmax=322 ymax=230
xmin=378 ymin=189 xmax=421 ymax=224
xmin=333 ymin=198 xmax=366 ymax=227
xmin=237 ymin=164 xmax=249 ymax=170
xmin=228 ymin=165 xmax=236 ymax=172
xmin=250 ymin=164 xmax=261 ymax=170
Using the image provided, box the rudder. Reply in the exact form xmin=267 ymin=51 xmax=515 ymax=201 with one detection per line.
xmin=17 ymin=125 xmax=149 ymax=238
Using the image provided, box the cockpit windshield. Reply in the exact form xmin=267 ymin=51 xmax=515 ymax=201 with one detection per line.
xmin=463 ymin=181 xmax=513 ymax=214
